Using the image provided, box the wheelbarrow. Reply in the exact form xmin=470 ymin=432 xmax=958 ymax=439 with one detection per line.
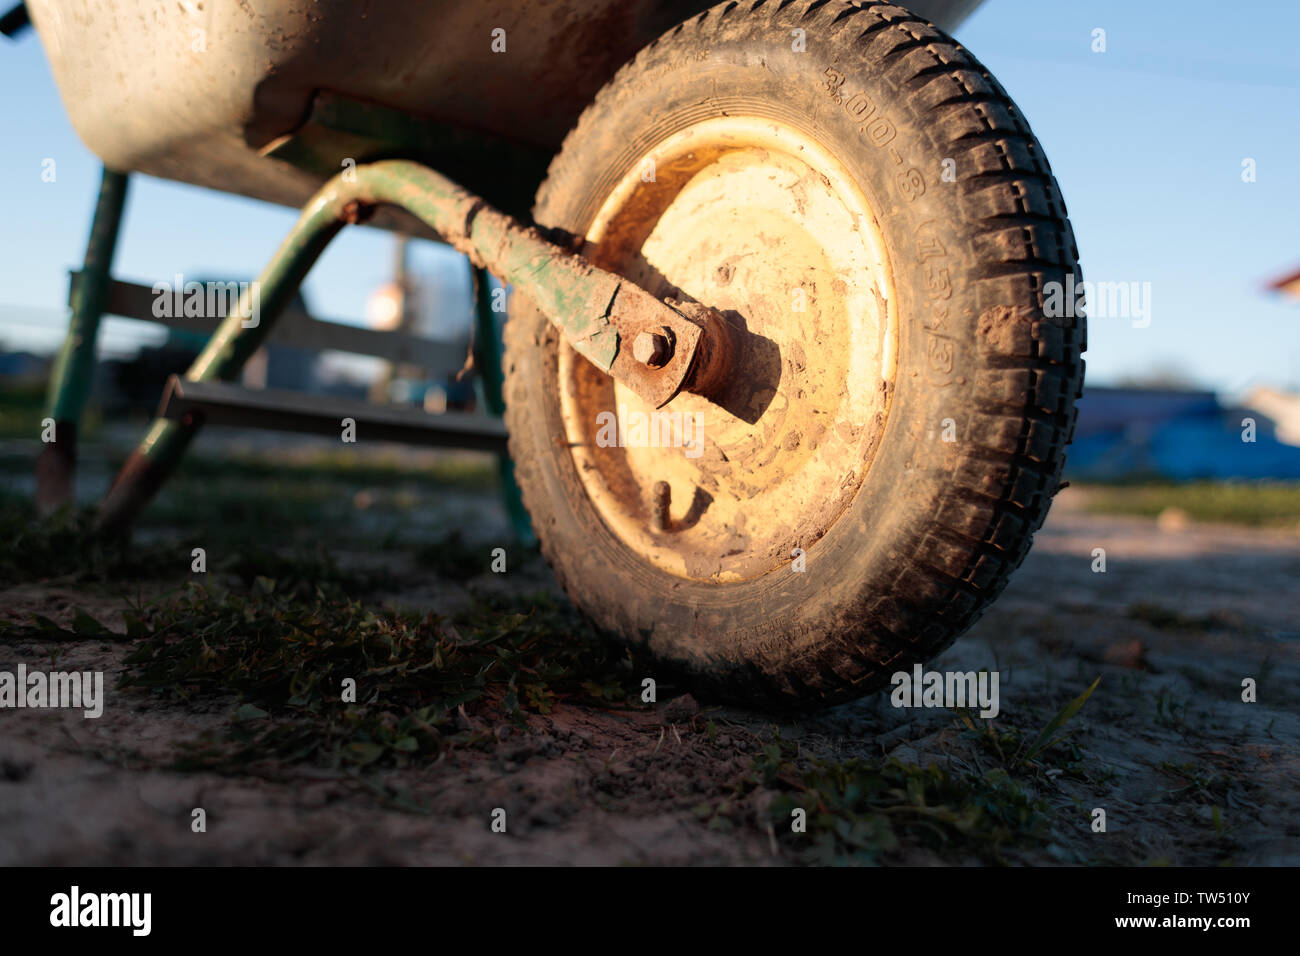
xmin=22 ymin=0 xmax=1085 ymax=706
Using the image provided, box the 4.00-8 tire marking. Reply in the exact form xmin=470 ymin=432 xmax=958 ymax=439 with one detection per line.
xmin=821 ymin=67 xmax=926 ymax=203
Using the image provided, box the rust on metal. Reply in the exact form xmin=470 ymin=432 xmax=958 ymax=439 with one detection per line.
xmin=602 ymin=288 xmax=708 ymax=409
xmin=632 ymin=328 xmax=674 ymax=368
xmin=651 ymin=480 xmax=672 ymax=532
xmin=668 ymin=299 xmax=735 ymax=399
xmin=341 ymin=199 xmax=374 ymax=225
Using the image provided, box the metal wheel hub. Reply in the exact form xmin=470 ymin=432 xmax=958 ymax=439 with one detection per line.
xmin=560 ymin=118 xmax=898 ymax=583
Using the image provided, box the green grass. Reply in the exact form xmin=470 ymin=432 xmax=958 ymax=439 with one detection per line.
xmin=106 ymin=581 xmax=644 ymax=774
xmin=699 ymin=681 xmax=1106 ymax=864
xmin=147 ymin=449 xmax=498 ymax=552
xmin=1127 ymin=601 xmax=1228 ymax=633
xmin=0 ymin=381 xmax=45 ymax=439
xmin=954 ymin=676 xmax=1102 ymax=774
xmin=174 ymin=447 xmax=495 ymax=493
xmin=0 ymin=381 xmax=104 ymax=440
xmin=412 ymin=530 xmax=525 ymax=583
xmin=1078 ymin=481 xmax=1300 ymax=527
xmin=708 ymin=737 xmax=1051 ymax=864
xmin=0 ymin=491 xmax=169 ymax=585
xmin=0 ymin=434 xmax=501 ymax=578
xmin=0 ymin=455 xmax=635 ymax=781
xmin=0 ymin=488 xmax=375 ymax=589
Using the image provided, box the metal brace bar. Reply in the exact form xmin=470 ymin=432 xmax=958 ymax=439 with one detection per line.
xmin=157 ymin=375 xmax=509 ymax=453
xmin=98 ymin=159 xmax=723 ymax=534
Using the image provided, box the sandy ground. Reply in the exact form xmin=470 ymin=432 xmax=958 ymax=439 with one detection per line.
xmin=1 ymin=483 xmax=1298 ymax=866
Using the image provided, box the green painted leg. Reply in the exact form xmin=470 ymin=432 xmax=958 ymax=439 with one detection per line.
xmin=471 ymin=263 xmax=534 ymax=546
xmin=97 ymin=195 xmax=345 ymax=535
xmin=36 ymin=166 xmax=129 ymax=515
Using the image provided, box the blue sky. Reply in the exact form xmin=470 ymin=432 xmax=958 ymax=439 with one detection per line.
xmin=1 ymin=0 xmax=1297 ymax=393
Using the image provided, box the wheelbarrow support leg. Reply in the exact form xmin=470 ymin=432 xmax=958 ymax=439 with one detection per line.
xmin=97 ymin=200 xmax=346 ymax=535
xmin=37 ymin=166 xmax=129 ymax=515
xmin=470 ymin=263 xmax=533 ymax=546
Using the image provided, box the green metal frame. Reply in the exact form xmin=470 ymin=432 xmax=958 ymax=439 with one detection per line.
xmin=33 ymin=160 xmax=533 ymax=542
xmin=471 ymin=264 xmax=534 ymax=545
xmin=96 ymin=159 xmax=579 ymax=537
xmin=36 ymin=165 xmax=129 ymax=514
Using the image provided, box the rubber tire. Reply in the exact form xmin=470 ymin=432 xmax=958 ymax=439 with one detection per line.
xmin=503 ymin=0 xmax=1085 ymax=708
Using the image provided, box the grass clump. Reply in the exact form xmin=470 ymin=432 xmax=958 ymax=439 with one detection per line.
xmin=116 ymin=580 xmax=642 ymax=773
xmin=1127 ymin=602 xmax=1228 ymax=633
xmin=719 ymin=738 xmax=1050 ymax=864
xmin=411 ymin=530 xmax=525 ymax=584
xmin=709 ymin=680 xmax=1104 ymax=863
xmin=0 ymin=491 xmax=166 ymax=585
xmin=955 ymin=676 xmax=1102 ymax=774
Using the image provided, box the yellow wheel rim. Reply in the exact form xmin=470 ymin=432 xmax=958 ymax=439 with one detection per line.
xmin=559 ymin=117 xmax=899 ymax=583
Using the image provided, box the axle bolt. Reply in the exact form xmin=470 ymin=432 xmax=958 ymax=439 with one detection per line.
xmin=633 ymin=329 xmax=674 ymax=369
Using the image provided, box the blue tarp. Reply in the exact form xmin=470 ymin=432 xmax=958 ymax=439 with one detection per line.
xmin=1066 ymin=387 xmax=1300 ymax=480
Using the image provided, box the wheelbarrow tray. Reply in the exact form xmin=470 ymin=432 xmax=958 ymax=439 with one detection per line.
xmin=28 ymin=0 xmax=980 ymax=226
